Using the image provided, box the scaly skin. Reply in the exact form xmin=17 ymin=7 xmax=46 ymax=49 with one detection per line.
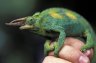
xmin=6 ymin=8 xmax=96 ymax=63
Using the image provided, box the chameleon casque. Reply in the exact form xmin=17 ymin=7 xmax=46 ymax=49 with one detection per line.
xmin=6 ymin=8 xmax=96 ymax=63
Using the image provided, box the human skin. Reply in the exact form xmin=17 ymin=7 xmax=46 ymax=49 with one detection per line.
xmin=43 ymin=37 xmax=93 ymax=63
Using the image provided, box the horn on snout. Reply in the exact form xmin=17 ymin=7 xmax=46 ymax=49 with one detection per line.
xmin=5 ymin=17 xmax=26 ymax=26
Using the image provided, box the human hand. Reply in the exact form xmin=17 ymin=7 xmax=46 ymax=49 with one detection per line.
xmin=43 ymin=37 xmax=93 ymax=63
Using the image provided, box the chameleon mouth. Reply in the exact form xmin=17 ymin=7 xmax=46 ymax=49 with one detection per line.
xmin=5 ymin=17 xmax=26 ymax=26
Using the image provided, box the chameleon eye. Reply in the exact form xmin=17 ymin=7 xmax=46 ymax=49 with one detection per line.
xmin=27 ymin=20 xmax=35 ymax=25
xmin=30 ymin=19 xmax=35 ymax=24
xmin=26 ymin=17 xmax=35 ymax=25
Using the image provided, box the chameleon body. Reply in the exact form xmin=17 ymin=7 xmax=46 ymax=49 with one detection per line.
xmin=6 ymin=8 xmax=96 ymax=63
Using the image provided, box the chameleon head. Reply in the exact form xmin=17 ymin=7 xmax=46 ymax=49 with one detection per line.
xmin=6 ymin=12 xmax=40 ymax=30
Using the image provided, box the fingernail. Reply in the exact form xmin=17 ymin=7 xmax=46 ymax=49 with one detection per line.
xmin=84 ymin=50 xmax=91 ymax=56
xmin=79 ymin=55 xmax=90 ymax=63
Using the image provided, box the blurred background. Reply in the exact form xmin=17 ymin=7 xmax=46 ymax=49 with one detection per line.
xmin=0 ymin=0 xmax=95 ymax=63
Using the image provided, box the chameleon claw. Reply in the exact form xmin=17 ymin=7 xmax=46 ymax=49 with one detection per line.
xmin=81 ymin=46 xmax=87 ymax=52
xmin=81 ymin=48 xmax=87 ymax=52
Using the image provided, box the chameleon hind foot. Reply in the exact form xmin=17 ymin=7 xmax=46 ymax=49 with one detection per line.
xmin=44 ymin=40 xmax=54 ymax=56
xmin=81 ymin=46 xmax=88 ymax=52
xmin=81 ymin=30 xmax=94 ymax=52
xmin=81 ymin=44 xmax=93 ymax=52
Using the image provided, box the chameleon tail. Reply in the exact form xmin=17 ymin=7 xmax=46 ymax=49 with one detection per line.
xmin=91 ymin=46 xmax=96 ymax=63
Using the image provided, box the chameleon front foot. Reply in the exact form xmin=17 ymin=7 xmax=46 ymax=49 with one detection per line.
xmin=54 ymin=42 xmax=59 ymax=57
xmin=44 ymin=40 xmax=60 ymax=57
xmin=44 ymin=40 xmax=54 ymax=56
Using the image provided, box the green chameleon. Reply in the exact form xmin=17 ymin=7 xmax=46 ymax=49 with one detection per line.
xmin=6 ymin=8 xmax=96 ymax=63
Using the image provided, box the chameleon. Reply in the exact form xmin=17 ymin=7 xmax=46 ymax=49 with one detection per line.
xmin=6 ymin=8 xmax=96 ymax=63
